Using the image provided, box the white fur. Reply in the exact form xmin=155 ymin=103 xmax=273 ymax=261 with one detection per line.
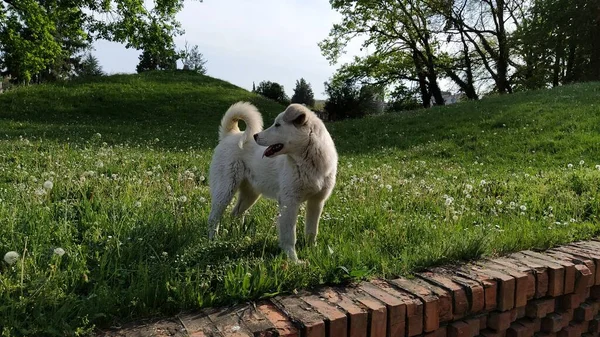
xmin=208 ymin=102 xmax=338 ymax=262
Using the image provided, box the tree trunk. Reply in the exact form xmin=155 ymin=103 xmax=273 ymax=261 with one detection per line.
xmin=552 ymin=36 xmax=563 ymax=87
xmin=495 ymin=0 xmax=511 ymax=93
xmin=417 ymin=71 xmax=430 ymax=108
xmin=590 ymin=0 xmax=600 ymax=81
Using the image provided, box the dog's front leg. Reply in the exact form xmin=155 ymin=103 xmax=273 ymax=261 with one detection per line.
xmin=277 ymin=199 xmax=301 ymax=263
xmin=305 ymin=198 xmax=325 ymax=246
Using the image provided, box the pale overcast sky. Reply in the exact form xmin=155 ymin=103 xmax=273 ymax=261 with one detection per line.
xmin=92 ymin=0 xmax=364 ymax=99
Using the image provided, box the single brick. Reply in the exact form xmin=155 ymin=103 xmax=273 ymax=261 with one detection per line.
xmin=563 ymin=310 xmax=574 ymax=327
xmin=334 ymin=287 xmax=387 ymax=337
xmin=498 ymin=256 xmax=549 ymax=299
xmin=593 ymin=302 xmax=600 ymax=316
xmin=301 ymin=294 xmax=347 ymax=337
xmin=575 ymin=303 xmax=595 ymax=322
xmin=479 ymin=315 xmax=488 ymax=330
xmin=359 ymin=281 xmax=406 ymax=337
xmin=536 ymin=333 xmax=557 ymax=337
xmin=548 ymin=250 xmax=595 ymax=292
xmin=590 ymin=316 xmax=600 ymax=332
xmin=557 ymin=324 xmax=580 ymax=337
xmin=425 ymin=326 xmax=448 ymax=337
xmin=579 ymin=321 xmax=591 ymax=334
xmin=574 ymin=264 xmax=594 ymax=293
xmin=566 ymin=244 xmax=600 ymax=285
xmin=512 ymin=253 xmax=564 ymax=297
xmin=464 ymin=317 xmax=482 ymax=336
xmin=522 ymin=250 xmax=576 ymax=295
xmin=481 ymin=260 xmax=531 ymax=308
xmin=446 ymin=266 xmax=497 ymax=312
xmin=207 ymin=307 xmax=254 ymax=337
xmin=179 ymin=311 xmax=223 ymax=337
xmin=236 ymin=304 xmax=278 ymax=336
xmin=318 ymin=288 xmax=368 ymax=337
xmin=350 ymin=288 xmax=391 ymax=337
xmin=445 ymin=272 xmax=487 ymax=314
xmin=369 ymin=279 xmax=425 ymax=336
xmin=480 ymin=328 xmax=507 ymax=337
xmin=418 ymin=271 xmax=469 ymax=319
xmin=256 ymin=302 xmax=299 ymax=337
xmin=592 ymin=286 xmax=600 ymax=300
xmin=448 ymin=321 xmax=472 ymax=337
xmin=541 ymin=313 xmax=564 ymax=333
xmin=526 ymin=298 xmax=556 ymax=318
xmin=518 ymin=318 xmax=541 ymax=334
xmin=489 ymin=311 xmax=514 ymax=331
xmin=390 ymin=276 xmax=440 ymax=332
xmin=507 ymin=322 xmax=533 ymax=337
xmin=560 ymin=293 xmax=584 ymax=310
xmin=556 ymin=246 xmax=600 ymax=286
xmin=272 ymin=296 xmax=325 ymax=337
xmin=469 ymin=265 xmax=516 ymax=311
xmin=409 ymin=276 xmax=454 ymax=323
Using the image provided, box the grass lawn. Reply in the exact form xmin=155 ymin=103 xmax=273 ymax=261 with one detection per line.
xmin=1 ymin=71 xmax=599 ymax=336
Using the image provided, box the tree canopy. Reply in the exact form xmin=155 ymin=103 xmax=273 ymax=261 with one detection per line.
xmin=0 ymin=0 xmax=200 ymax=83
xmin=321 ymin=0 xmax=600 ymax=108
xmin=254 ymin=80 xmax=290 ymax=105
xmin=291 ymin=78 xmax=315 ymax=107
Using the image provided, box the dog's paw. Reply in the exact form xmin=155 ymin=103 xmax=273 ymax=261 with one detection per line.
xmin=208 ymin=229 xmax=218 ymax=240
xmin=295 ymin=259 xmax=309 ymax=267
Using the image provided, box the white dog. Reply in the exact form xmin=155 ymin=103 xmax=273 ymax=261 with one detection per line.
xmin=208 ymin=102 xmax=338 ymax=262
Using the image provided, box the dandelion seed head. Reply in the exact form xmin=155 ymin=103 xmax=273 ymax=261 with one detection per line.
xmin=53 ymin=247 xmax=65 ymax=256
xmin=520 ymin=205 xmax=527 ymax=211
xmin=567 ymin=163 xmax=573 ymax=169
xmin=4 ymin=251 xmax=19 ymax=265
xmin=178 ymin=195 xmax=187 ymax=203
xmin=43 ymin=180 xmax=53 ymax=190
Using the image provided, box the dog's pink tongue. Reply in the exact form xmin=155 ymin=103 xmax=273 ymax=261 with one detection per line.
xmin=263 ymin=146 xmax=274 ymax=158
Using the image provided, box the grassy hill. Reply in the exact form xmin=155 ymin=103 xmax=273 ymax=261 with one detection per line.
xmin=1 ymin=71 xmax=599 ymax=336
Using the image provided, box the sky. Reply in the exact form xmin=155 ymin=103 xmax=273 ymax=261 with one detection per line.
xmin=92 ymin=0 xmax=364 ymax=100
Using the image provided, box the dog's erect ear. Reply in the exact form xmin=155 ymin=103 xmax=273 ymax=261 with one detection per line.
xmin=283 ymin=104 xmax=309 ymax=126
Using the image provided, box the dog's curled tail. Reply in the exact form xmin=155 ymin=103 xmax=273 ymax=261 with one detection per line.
xmin=219 ymin=102 xmax=263 ymax=147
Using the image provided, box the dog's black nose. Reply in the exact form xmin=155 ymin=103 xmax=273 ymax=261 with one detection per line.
xmin=253 ymin=134 xmax=258 ymax=141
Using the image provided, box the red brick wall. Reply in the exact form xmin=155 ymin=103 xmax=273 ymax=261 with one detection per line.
xmin=180 ymin=240 xmax=600 ymax=337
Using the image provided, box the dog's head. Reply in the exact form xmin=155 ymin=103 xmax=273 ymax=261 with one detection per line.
xmin=254 ymin=104 xmax=315 ymax=158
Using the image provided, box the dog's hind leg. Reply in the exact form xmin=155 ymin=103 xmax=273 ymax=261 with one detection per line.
xmin=231 ymin=180 xmax=260 ymax=218
xmin=304 ymin=198 xmax=325 ymax=246
xmin=208 ymin=163 xmax=244 ymax=240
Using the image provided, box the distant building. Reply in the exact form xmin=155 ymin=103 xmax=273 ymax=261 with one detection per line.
xmin=433 ymin=91 xmax=462 ymax=105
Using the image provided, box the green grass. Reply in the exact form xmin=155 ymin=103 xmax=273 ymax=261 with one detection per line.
xmin=1 ymin=71 xmax=599 ymax=336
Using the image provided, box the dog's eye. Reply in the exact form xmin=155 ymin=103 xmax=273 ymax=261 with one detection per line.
xmin=275 ymin=123 xmax=280 ymax=127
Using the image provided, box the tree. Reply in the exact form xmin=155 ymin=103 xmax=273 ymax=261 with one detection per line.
xmin=429 ymin=0 xmax=525 ymax=94
xmin=254 ymin=81 xmax=289 ymax=105
xmin=77 ymin=53 xmax=104 ymax=77
xmin=320 ymin=0 xmax=447 ymax=107
xmin=323 ymin=78 xmax=382 ymax=121
xmin=0 ymin=0 xmax=197 ymax=83
xmin=290 ymin=78 xmax=315 ymax=107
xmin=512 ymin=0 xmax=599 ymax=88
xmin=180 ymin=41 xmax=207 ymax=74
